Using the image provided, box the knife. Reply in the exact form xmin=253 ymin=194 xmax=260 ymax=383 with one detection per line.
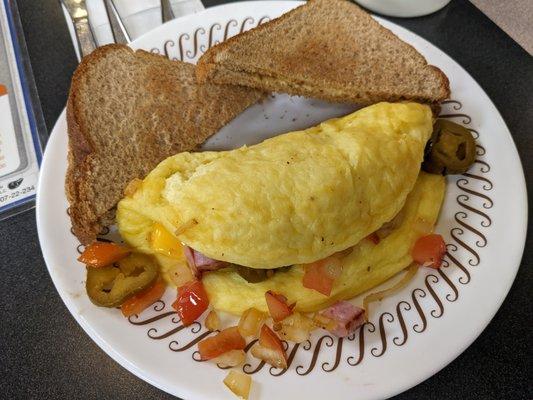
xmin=103 ymin=0 xmax=131 ymax=44
xmin=61 ymin=0 xmax=96 ymax=58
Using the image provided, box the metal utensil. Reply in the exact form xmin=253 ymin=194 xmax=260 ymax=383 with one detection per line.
xmin=161 ymin=0 xmax=175 ymax=23
xmin=61 ymin=0 xmax=96 ymax=57
xmin=103 ymin=0 xmax=131 ymax=44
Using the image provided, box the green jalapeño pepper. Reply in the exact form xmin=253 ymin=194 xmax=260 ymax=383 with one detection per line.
xmin=423 ymin=119 xmax=476 ymax=175
xmin=86 ymin=253 xmax=159 ymax=307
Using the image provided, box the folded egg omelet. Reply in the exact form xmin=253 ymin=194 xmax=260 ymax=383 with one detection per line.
xmin=117 ymin=102 xmax=445 ymax=314
xmin=119 ymin=103 xmax=434 ymax=264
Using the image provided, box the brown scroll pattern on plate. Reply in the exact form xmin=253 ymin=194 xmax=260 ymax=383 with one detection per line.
xmin=66 ymin=92 xmax=493 ymax=376
xmin=63 ymin=16 xmax=494 ymax=375
xmin=149 ymin=16 xmax=271 ymax=61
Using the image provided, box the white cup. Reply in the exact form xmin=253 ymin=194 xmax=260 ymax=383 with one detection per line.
xmin=354 ymin=0 xmax=452 ymax=18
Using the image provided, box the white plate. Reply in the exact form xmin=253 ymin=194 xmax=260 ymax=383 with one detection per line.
xmin=36 ymin=2 xmax=528 ymax=399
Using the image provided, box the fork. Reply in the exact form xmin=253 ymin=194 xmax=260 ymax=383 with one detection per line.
xmin=64 ymin=0 xmax=182 ymax=60
xmin=61 ymin=0 xmax=96 ymax=58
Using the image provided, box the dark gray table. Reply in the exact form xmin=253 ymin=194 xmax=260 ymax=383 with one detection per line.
xmin=1 ymin=0 xmax=531 ymax=398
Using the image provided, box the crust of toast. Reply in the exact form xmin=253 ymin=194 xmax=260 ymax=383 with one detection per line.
xmin=65 ymin=46 xmax=112 ymax=244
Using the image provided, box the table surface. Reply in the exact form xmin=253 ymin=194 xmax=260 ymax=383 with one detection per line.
xmin=1 ymin=0 xmax=531 ymax=399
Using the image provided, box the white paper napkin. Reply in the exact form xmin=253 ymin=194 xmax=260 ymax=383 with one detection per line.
xmin=63 ymin=0 xmax=205 ymax=60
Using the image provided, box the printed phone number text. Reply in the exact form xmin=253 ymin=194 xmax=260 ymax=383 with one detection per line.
xmin=0 ymin=185 xmax=35 ymax=203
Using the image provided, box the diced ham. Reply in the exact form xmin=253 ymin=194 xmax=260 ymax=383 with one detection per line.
xmin=184 ymin=246 xmax=227 ymax=277
xmin=319 ymin=301 xmax=365 ymax=337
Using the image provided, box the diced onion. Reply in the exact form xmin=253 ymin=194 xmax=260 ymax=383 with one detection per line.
xmin=363 ymin=264 xmax=418 ymax=321
xmin=214 ymin=349 xmax=245 ymax=368
xmin=279 ymin=313 xmax=316 ymax=343
xmin=174 ymin=219 xmax=198 ymax=236
xmin=238 ymin=308 xmax=267 ymax=338
xmin=312 ymin=314 xmax=337 ymax=331
xmin=223 ymin=370 xmax=251 ymax=400
xmin=250 ymin=343 xmax=287 ymax=369
xmin=167 ymin=261 xmax=194 ymax=288
xmin=205 ymin=310 xmax=220 ymax=331
xmin=324 ymin=257 xmax=343 ymax=279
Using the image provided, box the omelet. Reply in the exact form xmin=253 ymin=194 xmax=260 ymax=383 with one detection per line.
xmin=202 ymin=172 xmax=445 ymax=314
xmin=116 ymin=102 xmax=446 ymax=315
xmin=118 ymin=102 xmax=434 ymax=269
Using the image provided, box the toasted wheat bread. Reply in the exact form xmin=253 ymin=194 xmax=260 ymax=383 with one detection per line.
xmin=66 ymin=44 xmax=263 ymax=244
xmin=197 ymin=0 xmax=449 ymax=105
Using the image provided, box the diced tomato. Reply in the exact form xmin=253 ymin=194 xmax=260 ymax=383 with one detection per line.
xmin=259 ymin=324 xmax=284 ymax=351
xmin=265 ymin=291 xmax=293 ymax=322
xmin=250 ymin=325 xmax=288 ymax=368
xmin=412 ymin=234 xmax=446 ymax=269
xmin=172 ymin=280 xmax=209 ymax=326
xmin=366 ymin=232 xmax=380 ymax=245
xmin=121 ymin=278 xmax=166 ymax=317
xmin=78 ymin=241 xmax=130 ymax=268
xmin=198 ymin=326 xmax=246 ymax=360
xmin=303 ymin=264 xmax=333 ymax=296
xmin=302 ymin=256 xmax=342 ymax=296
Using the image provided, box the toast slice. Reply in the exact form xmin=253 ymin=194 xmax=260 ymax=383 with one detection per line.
xmin=197 ymin=0 xmax=450 ymax=105
xmin=66 ymin=44 xmax=263 ymax=244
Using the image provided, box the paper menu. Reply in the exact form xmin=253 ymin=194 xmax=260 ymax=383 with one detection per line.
xmin=0 ymin=1 xmax=43 ymax=218
xmin=0 ymin=84 xmax=21 ymax=176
